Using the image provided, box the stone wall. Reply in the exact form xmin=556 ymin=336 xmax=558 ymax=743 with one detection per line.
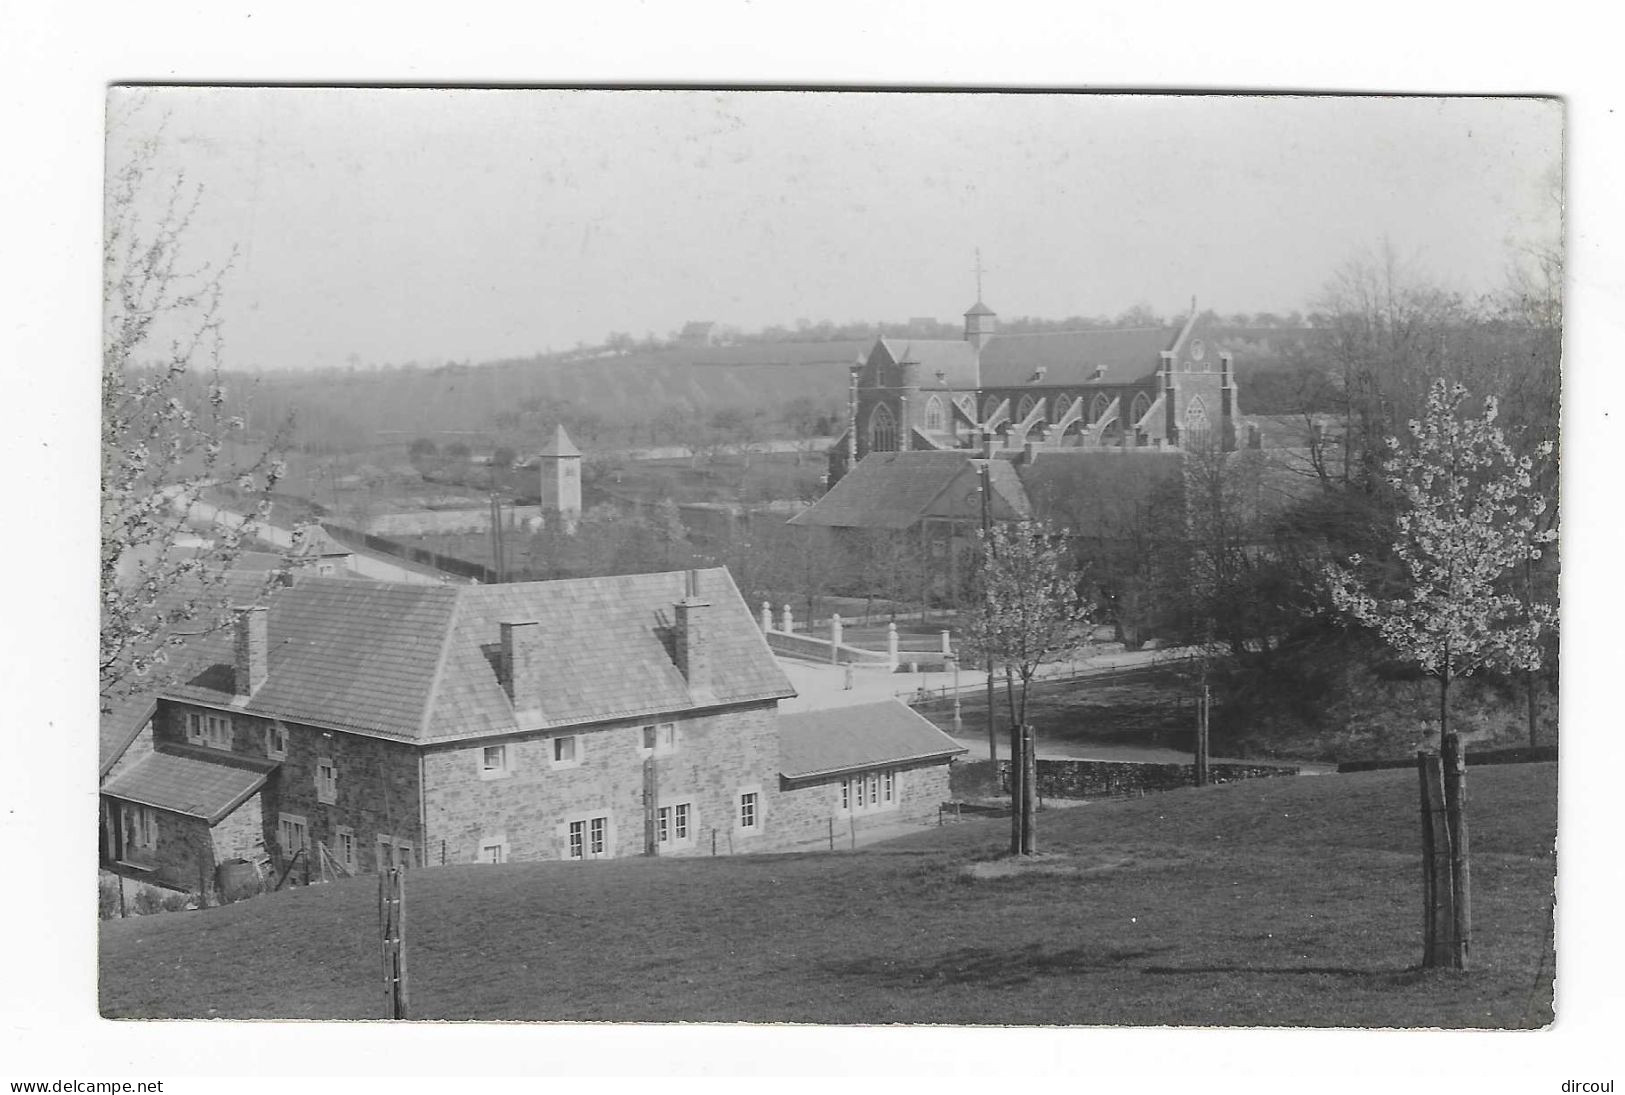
xmin=211 ymin=791 xmax=264 ymax=864
xmin=421 ymin=702 xmax=783 ymax=864
xmin=951 ymin=756 xmax=1298 ymax=800
xmin=154 ymin=700 xmax=424 ymax=876
xmin=772 ymin=760 xmax=955 ymax=851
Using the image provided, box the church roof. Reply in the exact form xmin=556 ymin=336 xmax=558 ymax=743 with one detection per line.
xmin=876 ymin=338 xmax=980 ymax=389
xmin=536 ymin=424 xmax=581 ymax=458
xmin=964 ymin=300 xmax=996 ymax=317
xmin=789 ymin=450 xmax=1030 ymax=530
xmin=979 ymin=326 xmax=1178 ymax=387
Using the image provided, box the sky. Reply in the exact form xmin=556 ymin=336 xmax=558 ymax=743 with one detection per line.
xmin=110 ymin=88 xmax=1563 ymax=372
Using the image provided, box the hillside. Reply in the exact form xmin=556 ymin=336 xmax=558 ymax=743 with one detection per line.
xmin=99 ymin=763 xmax=1556 ymax=1027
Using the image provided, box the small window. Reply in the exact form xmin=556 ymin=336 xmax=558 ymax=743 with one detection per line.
xmin=335 ymin=827 xmax=356 ymax=872
xmin=739 ymin=792 xmax=758 ymax=830
xmin=480 ymin=841 xmax=507 ymax=865
xmin=589 ymin=816 xmax=606 ymax=856
xmin=185 ymin=711 xmax=204 ymax=745
xmin=204 ymin=713 xmax=232 ymax=749
xmin=120 ymin=802 xmax=158 ymax=858
xmin=264 ymin=722 xmax=288 ymax=760
xmin=840 ymin=780 xmax=850 ymax=811
xmin=567 ymin=821 xmax=584 ymax=860
xmin=480 ymin=744 xmax=511 ymax=779
xmin=640 ymin=722 xmax=677 ymax=756
xmin=551 ymin=735 xmax=580 ymax=768
xmin=884 ymin=770 xmax=895 ymax=803
xmin=656 ymin=803 xmax=693 ymax=847
xmin=278 ymin=813 xmax=308 ymax=856
xmin=316 ymin=758 xmax=337 ymax=804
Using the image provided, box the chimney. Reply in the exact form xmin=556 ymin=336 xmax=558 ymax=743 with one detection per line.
xmin=233 ymin=605 xmax=268 ymax=697
xmin=500 ymin=620 xmax=544 ymax=713
xmin=674 ymin=570 xmax=714 ymax=704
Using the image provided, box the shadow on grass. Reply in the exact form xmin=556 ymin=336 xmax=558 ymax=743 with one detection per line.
xmin=1142 ymin=964 xmax=1435 ymax=986
xmin=822 ymin=942 xmax=1175 ymax=989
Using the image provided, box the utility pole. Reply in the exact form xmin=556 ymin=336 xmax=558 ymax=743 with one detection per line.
xmin=975 ymin=452 xmax=997 ymax=767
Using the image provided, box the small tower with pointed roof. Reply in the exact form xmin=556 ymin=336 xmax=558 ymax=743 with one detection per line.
xmin=963 ymin=249 xmax=997 ymax=351
xmin=536 ymin=424 xmax=582 ymax=532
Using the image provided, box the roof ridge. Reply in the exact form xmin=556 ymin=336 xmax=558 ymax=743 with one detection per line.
xmin=416 ymin=585 xmax=465 ymax=740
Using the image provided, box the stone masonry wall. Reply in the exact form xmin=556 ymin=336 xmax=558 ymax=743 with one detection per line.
xmin=422 ymin=702 xmax=783 ymax=864
xmin=951 ymin=756 xmax=1298 ymax=800
xmin=154 ymin=700 xmax=424 ymax=876
xmin=772 ymin=759 xmax=955 ymax=851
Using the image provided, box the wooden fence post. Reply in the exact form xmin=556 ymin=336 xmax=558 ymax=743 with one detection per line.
xmin=1442 ymin=732 xmax=1471 ymax=971
xmin=1416 ymin=751 xmax=1436 ymax=966
xmin=1417 ymin=751 xmax=1454 ymax=968
xmin=1009 ymin=724 xmax=1024 ymax=856
xmin=1194 ymin=685 xmax=1211 ymax=788
xmin=1021 ymin=723 xmax=1038 ymax=856
xmin=378 ymin=867 xmax=409 ymax=1019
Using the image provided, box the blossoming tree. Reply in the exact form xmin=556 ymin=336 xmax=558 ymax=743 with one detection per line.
xmin=1325 ymin=378 xmax=1557 ymax=748
xmin=101 ymin=116 xmax=287 ymax=706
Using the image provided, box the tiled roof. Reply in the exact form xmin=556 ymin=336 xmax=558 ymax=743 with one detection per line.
xmin=101 ymin=747 xmax=276 ymax=824
xmin=964 ymin=300 xmax=996 ymax=317
xmin=788 ymin=451 xmax=1031 ymax=530
xmin=159 ymin=568 xmax=793 ymax=743
xmin=979 ymin=327 xmax=1177 ymax=387
xmin=779 ymin=700 xmax=966 ymax=780
xmin=876 ymin=338 xmax=980 ymax=390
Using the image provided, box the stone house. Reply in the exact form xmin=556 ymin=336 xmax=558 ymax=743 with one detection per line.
xmin=98 ymin=567 xmax=963 ymax=892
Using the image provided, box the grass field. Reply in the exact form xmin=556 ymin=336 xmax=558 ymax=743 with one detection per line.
xmin=99 ymin=762 xmax=1555 ymax=1026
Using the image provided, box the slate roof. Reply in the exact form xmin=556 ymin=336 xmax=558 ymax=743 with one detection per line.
xmin=100 ymin=568 xmax=280 ymax=776
xmin=159 ymin=568 xmax=794 ymax=743
xmin=779 ymin=700 xmax=966 ymax=781
xmin=875 ymin=338 xmax=980 ymax=390
xmin=788 ymin=451 xmax=1031 ymax=530
xmin=535 ymin=424 xmax=581 ymax=458
xmin=979 ymin=327 xmax=1178 ymax=387
xmin=101 ymin=747 xmax=277 ymax=824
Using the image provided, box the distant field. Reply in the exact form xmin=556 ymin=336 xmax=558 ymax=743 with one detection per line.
xmin=100 ymin=763 xmax=1556 ymax=1027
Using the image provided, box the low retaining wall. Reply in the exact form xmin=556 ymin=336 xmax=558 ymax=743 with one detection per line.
xmin=952 ymin=756 xmax=1300 ymax=801
xmin=763 ymin=629 xmax=893 ymax=666
xmin=1336 ymin=745 xmax=1557 ymax=774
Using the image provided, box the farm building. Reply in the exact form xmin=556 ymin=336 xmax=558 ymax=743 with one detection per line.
xmin=98 ymin=568 xmax=963 ymax=893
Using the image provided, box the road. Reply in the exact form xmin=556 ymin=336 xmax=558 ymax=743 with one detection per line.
xmin=173 ymin=491 xmax=451 ymax=585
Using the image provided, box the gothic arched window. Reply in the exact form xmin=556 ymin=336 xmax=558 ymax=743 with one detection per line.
xmin=1130 ymin=391 xmax=1152 ymax=427
xmin=924 ymin=395 xmax=946 ymax=432
xmin=1185 ymin=396 xmax=1212 ymax=451
xmin=1016 ymin=394 xmax=1042 ymax=423
xmin=981 ymin=395 xmax=1003 ymax=423
xmin=869 ymin=403 xmax=899 ymax=452
xmin=1090 ymin=392 xmax=1112 ymax=424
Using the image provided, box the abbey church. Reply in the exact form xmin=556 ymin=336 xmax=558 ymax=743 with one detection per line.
xmin=826 ymin=296 xmax=1246 ymax=485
